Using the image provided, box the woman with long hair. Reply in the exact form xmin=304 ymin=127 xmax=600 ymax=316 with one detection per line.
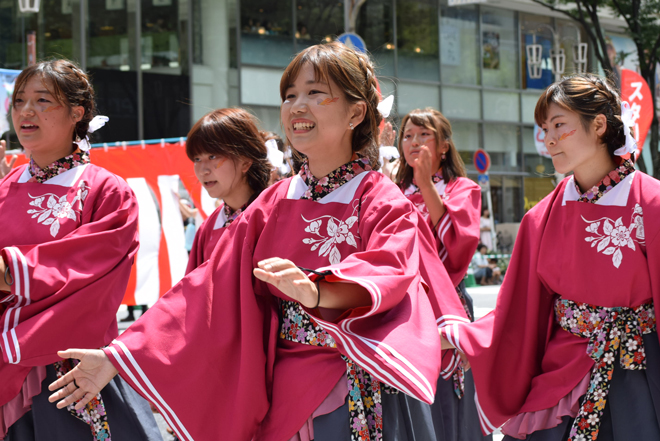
xmin=394 ymin=108 xmax=486 ymax=441
xmin=49 ymin=42 xmax=468 ymax=441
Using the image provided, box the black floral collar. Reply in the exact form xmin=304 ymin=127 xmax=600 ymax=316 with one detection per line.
xmin=28 ymin=148 xmax=90 ymax=184
xmin=222 ymin=201 xmax=249 ymax=228
xmin=575 ymin=159 xmax=635 ymax=204
xmin=299 ymin=156 xmax=371 ymax=202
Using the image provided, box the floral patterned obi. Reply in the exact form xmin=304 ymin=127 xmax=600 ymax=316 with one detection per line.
xmin=280 ymin=299 xmax=398 ymax=441
xmin=555 ymin=298 xmax=656 ymax=441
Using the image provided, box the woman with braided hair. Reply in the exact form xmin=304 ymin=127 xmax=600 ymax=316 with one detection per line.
xmin=0 ymin=60 xmax=161 ymax=440
xmin=441 ymin=73 xmax=660 ymax=440
xmin=48 ymin=42 xmax=469 ymax=440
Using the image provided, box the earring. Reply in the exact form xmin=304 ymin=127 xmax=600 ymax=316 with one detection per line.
xmin=349 ymin=123 xmax=354 ymax=131
xmin=442 ymin=153 xmax=446 ymax=160
xmin=75 ymin=134 xmax=81 ymax=143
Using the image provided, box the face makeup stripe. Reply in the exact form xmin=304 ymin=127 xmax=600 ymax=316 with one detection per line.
xmin=43 ymin=105 xmax=63 ymax=113
xmin=215 ymin=158 xmax=228 ymax=169
xmin=558 ymin=129 xmax=576 ymax=141
xmin=318 ymin=97 xmax=339 ymax=106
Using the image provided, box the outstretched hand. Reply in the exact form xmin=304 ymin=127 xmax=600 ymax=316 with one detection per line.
xmin=48 ymin=349 xmax=118 ymax=410
xmin=253 ymin=257 xmax=318 ymax=308
xmin=0 ymin=140 xmax=17 ymax=179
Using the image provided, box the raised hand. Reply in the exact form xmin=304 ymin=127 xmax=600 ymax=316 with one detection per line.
xmin=0 ymin=140 xmax=17 ymax=179
xmin=410 ymin=144 xmax=435 ymax=188
xmin=48 ymin=349 xmax=118 ymax=410
xmin=253 ymin=257 xmax=318 ymax=308
xmin=379 ymin=121 xmax=396 ymax=147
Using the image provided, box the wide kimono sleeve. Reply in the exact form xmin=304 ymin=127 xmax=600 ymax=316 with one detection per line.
xmin=440 ymin=184 xmax=564 ymax=434
xmin=305 ymin=176 xmax=469 ymax=404
xmin=0 ymin=177 xmax=138 ymax=369
xmin=103 ymin=190 xmax=282 ymax=441
xmin=435 ymin=177 xmax=482 ymax=286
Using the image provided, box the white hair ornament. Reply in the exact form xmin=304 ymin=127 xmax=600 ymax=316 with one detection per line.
xmin=75 ymin=115 xmax=109 ymax=152
xmin=613 ymin=101 xmax=637 ymax=157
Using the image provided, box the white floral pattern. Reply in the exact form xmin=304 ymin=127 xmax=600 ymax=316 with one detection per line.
xmin=27 ymin=180 xmax=89 ymax=238
xmin=301 ymin=201 xmax=359 ymax=265
xmin=582 ymin=203 xmax=644 ymax=268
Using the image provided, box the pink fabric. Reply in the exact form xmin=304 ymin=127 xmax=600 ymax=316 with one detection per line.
xmin=441 ymin=172 xmax=660 ymax=435
xmin=185 ymin=203 xmax=227 ymax=274
xmin=0 ymin=164 xmax=138 ymax=408
xmin=405 ymin=177 xmax=481 ymax=287
xmin=0 ymin=366 xmax=47 ymax=438
xmin=288 ymin=375 xmax=349 ymax=441
xmin=105 ymin=172 xmax=468 ymax=441
xmin=502 ymin=371 xmax=590 ymax=439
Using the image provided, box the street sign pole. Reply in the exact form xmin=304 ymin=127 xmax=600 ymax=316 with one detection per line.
xmin=474 ymin=149 xmax=497 ymax=251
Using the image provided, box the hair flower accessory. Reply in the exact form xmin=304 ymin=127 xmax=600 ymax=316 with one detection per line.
xmin=75 ymin=115 xmax=109 ymax=152
xmin=613 ymin=101 xmax=637 ymax=157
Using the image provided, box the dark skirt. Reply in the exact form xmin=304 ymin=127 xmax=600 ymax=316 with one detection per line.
xmin=4 ymin=364 xmax=163 ymax=441
xmin=503 ymin=332 xmax=660 ymax=441
xmin=312 ymin=284 xmax=488 ymax=441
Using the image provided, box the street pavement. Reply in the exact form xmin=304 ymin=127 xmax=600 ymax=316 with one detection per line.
xmin=117 ymin=284 xmax=504 ymax=440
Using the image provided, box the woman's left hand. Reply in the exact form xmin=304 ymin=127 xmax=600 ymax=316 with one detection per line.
xmin=253 ymin=258 xmax=318 ymax=308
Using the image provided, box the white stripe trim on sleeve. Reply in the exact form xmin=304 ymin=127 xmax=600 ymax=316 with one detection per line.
xmin=108 ymin=341 xmax=194 ymax=441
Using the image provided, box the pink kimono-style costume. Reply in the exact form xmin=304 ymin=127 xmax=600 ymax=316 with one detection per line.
xmin=186 ymin=202 xmax=245 ymax=273
xmin=103 ymin=157 xmax=469 ymax=441
xmin=0 ymin=156 xmax=161 ymax=441
xmin=442 ymin=166 xmax=660 ymax=441
xmin=403 ymin=173 xmax=489 ymax=441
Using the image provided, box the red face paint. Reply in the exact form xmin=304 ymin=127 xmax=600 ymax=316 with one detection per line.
xmin=317 ymin=97 xmax=339 ymax=106
xmin=215 ymin=158 xmax=228 ymax=169
xmin=558 ymin=129 xmax=576 ymax=141
xmin=43 ymin=105 xmax=63 ymax=113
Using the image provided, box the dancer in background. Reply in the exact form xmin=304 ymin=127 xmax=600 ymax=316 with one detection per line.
xmin=394 ymin=107 xmax=487 ymax=441
xmin=185 ymin=108 xmax=271 ymax=272
xmin=0 ymin=60 xmax=161 ymax=440
xmin=49 ymin=42 xmax=468 ymax=441
xmin=395 ymin=108 xmax=481 ymax=318
xmin=442 ymin=73 xmax=660 ymax=440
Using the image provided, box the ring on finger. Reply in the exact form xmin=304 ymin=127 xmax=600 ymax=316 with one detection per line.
xmin=73 ymin=379 xmax=79 ymax=389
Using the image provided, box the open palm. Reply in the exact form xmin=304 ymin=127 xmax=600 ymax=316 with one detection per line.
xmin=48 ymin=348 xmax=118 ymax=410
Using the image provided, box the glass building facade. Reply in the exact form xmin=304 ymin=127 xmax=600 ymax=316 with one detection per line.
xmin=1 ymin=0 xmax=620 ymax=224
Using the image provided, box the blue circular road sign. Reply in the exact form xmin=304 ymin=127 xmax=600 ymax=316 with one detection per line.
xmin=337 ymin=33 xmax=367 ymax=53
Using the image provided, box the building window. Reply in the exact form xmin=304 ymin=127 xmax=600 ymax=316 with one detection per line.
xmin=397 ymin=0 xmax=439 ymax=82
xmin=295 ymin=0 xmax=344 ymax=49
xmin=240 ymin=0 xmax=293 ymax=67
xmin=484 ymin=123 xmax=521 ymax=172
xmin=440 ymin=4 xmax=479 ymax=86
xmin=355 ymin=0 xmax=394 ymax=77
xmin=481 ymin=7 xmax=518 ymax=89
xmin=520 ymin=13 xmax=554 ymax=90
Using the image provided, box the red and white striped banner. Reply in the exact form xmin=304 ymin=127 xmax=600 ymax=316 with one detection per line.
xmin=9 ymin=142 xmax=209 ymax=306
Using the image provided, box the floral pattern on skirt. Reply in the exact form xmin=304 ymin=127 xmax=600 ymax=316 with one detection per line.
xmin=555 ymin=297 xmax=656 ymax=441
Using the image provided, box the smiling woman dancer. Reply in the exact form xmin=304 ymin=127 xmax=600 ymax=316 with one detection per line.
xmin=441 ymin=73 xmax=660 ymax=441
xmin=0 ymin=60 xmax=161 ymax=440
xmin=48 ymin=42 xmax=468 ymax=441
xmin=185 ymin=108 xmax=271 ymax=272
